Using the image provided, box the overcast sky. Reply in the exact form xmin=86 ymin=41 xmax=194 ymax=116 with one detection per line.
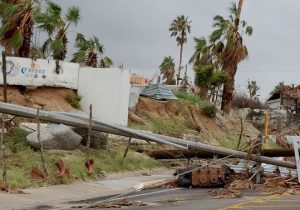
xmin=52 ymin=0 xmax=300 ymax=101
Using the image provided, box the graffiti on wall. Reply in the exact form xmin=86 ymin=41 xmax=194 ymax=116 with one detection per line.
xmin=0 ymin=59 xmax=47 ymax=79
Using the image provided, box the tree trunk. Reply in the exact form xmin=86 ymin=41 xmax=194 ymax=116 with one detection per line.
xmin=221 ymin=0 xmax=244 ymax=113
xmin=235 ymin=0 xmax=244 ymax=26
xmin=177 ymin=43 xmax=183 ymax=85
xmin=84 ymin=53 xmax=97 ymax=67
xmin=53 ymin=34 xmax=68 ymax=61
xmin=221 ymin=61 xmax=237 ymax=113
xmin=18 ymin=18 xmax=33 ymax=58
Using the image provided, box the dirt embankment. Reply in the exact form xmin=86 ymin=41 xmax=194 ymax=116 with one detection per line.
xmin=0 ymin=86 xmax=75 ymax=111
xmin=129 ymin=97 xmax=260 ymax=148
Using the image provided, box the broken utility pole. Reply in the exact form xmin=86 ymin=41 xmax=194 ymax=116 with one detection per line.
xmin=0 ymin=102 xmax=296 ymax=169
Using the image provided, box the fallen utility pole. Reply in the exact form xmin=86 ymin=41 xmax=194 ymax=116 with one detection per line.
xmin=55 ymin=111 xmax=297 ymax=169
xmin=137 ymin=149 xmax=300 ymax=159
xmin=57 ymin=111 xmax=297 ymax=169
xmin=0 ymin=102 xmax=187 ymax=150
xmin=0 ymin=102 xmax=296 ymax=169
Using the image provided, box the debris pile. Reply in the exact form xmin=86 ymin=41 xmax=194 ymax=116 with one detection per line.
xmin=258 ymin=176 xmax=300 ymax=195
xmin=75 ymin=198 xmax=146 ymax=209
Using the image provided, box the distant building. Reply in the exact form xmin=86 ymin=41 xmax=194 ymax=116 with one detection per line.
xmin=130 ymin=75 xmax=149 ymax=84
xmin=266 ymin=84 xmax=300 ymax=113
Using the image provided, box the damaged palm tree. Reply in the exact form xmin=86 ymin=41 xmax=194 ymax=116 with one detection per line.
xmin=35 ymin=1 xmax=80 ymax=61
xmin=0 ymin=0 xmax=39 ymax=57
xmin=210 ymin=0 xmax=253 ymax=113
xmin=72 ymin=33 xmax=112 ymax=68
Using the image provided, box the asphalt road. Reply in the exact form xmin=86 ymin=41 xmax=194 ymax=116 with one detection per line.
xmin=68 ymin=188 xmax=300 ymax=210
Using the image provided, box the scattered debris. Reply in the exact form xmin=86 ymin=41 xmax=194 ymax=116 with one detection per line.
xmin=0 ymin=181 xmax=9 ymax=192
xmin=55 ymin=159 xmax=72 ymax=177
xmin=230 ymin=179 xmax=255 ymax=189
xmin=30 ymin=168 xmax=47 ymax=179
xmin=258 ymin=176 xmax=300 ymax=195
xmin=210 ymin=187 xmax=242 ymax=199
xmin=74 ymin=198 xmax=146 ymax=209
xmin=141 ymin=172 xmax=151 ymax=176
xmin=85 ymin=159 xmax=94 ymax=175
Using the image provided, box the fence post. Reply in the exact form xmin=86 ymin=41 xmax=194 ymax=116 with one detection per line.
xmin=86 ymin=104 xmax=92 ymax=161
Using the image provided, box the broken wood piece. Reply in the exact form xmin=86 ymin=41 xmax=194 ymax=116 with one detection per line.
xmin=210 ymin=187 xmax=242 ymax=199
xmin=134 ymin=178 xmax=178 ymax=191
xmin=30 ymin=168 xmax=47 ymax=179
xmin=85 ymin=159 xmax=94 ymax=175
xmin=55 ymin=159 xmax=71 ymax=177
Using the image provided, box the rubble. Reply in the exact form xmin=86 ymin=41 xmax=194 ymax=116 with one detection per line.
xmin=75 ymin=198 xmax=146 ymax=209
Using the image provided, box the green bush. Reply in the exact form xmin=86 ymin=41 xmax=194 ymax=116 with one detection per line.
xmin=201 ymin=102 xmax=217 ymax=118
xmin=65 ymin=92 xmax=82 ymax=109
xmin=174 ymin=91 xmax=202 ymax=104
xmin=175 ymin=91 xmax=217 ymax=118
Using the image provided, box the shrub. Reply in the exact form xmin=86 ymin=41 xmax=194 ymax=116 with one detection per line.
xmin=175 ymin=91 xmax=217 ymax=118
xmin=65 ymin=92 xmax=82 ymax=109
xmin=233 ymin=93 xmax=264 ymax=109
xmin=201 ymin=102 xmax=217 ymax=118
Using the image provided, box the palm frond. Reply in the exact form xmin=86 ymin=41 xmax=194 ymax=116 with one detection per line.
xmin=50 ymin=38 xmax=64 ymax=56
xmin=9 ymin=31 xmax=23 ymax=49
xmin=245 ymin=26 xmax=253 ymax=36
xmin=65 ymin=6 xmax=80 ymax=25
xmin=229 ymin=2 xmax=237 ymax=16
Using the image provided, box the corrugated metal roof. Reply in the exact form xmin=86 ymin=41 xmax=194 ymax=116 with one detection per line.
xmin=140 ymin=84 xmax=177 ymax=100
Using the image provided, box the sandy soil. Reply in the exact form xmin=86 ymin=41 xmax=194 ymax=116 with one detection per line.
xmin=0 ymin=86 xmax=75 ymax=111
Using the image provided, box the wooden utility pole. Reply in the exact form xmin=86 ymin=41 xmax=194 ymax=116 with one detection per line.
xmin=37 ymin=109 xmax=48 ymax=176
xmin=2 ymin=51 xmax=7 ymax=103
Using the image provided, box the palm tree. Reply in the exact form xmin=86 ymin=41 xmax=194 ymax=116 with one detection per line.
xmin=209 ymin=0 xmax=253 ymax=113
xmin=189 ymin=37 xmax=212 ymax=66
xmin=159 ymin=56 xmax=175 ymax=85
xmin=35 ymin=1 xmax=80 ymax=60
xmin=100 ymin=56 xmax=113 ymax=68
xmin=72 ymin=33 xmax=112 ymax=68
xmin=0 ymin=0 xmax=39 ymax=57
xmin=169 ymin=15 xmax=191 ymax=85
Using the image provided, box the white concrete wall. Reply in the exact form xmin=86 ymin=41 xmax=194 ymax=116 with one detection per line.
xmin=266 ymin=99 xmax=281 ymax=110
xmin=78 ymin=68 xmax=130 ymax=126
xmin=0 ymin=57 xmax=79 ymax=89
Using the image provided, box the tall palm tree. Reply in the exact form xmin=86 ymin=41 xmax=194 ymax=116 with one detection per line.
xmin=35 ymin=1 xmax=80 ymax=60
xmin=159 ymin=56 xmax=175 ymax=85
xmin=169 ymin=15 xmax=191 ymax=85
xmin=72 ymin=33 xmax=112 ymax=68
xmin=210 ymin=0 xmax=253 ymax=113
xmin=0 ymin=0 xmax=39 ymax=57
